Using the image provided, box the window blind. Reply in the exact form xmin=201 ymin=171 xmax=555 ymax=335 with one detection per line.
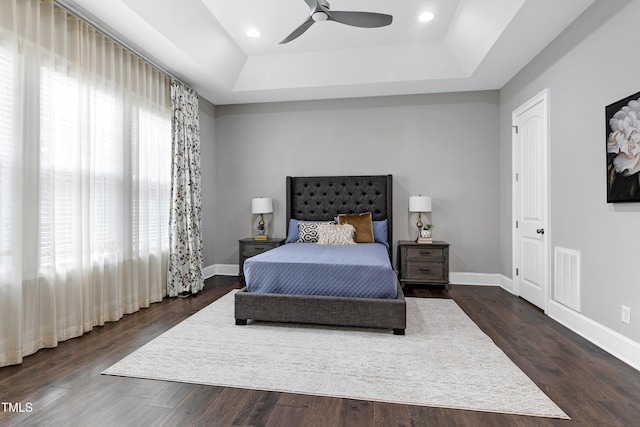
xmin=0 ymin=46 xmax=13 ymax=275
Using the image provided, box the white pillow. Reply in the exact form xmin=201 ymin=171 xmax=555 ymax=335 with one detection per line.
xmin=316 ymin=223 xmax=356 ymax=245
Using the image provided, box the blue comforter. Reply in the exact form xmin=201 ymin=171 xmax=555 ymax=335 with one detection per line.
xmin=244 ymin=243 xmax=398 ymax=298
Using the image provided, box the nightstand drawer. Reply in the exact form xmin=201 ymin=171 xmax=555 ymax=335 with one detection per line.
xmin=405 ymin=246 xmax=445 ymax=259
xmin=242 ymin=244 xmax=274 ymax=257
xmin=405 ymin=261 xmax=445 ymax=280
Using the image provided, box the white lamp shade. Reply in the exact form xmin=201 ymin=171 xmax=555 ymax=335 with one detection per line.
xmin=409 ymin=196 xmax=431 ymax=213
xmin=252 ymin=197 xmax=273 ymax=214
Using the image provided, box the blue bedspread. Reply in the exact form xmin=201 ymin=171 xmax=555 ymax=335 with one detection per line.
xmin=244 ymin=243 xmax=398 ymax=298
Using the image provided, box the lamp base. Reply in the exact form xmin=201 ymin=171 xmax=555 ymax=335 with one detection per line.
xmin=254 ymin=235 xmax=268 ymax=241
xmin=416 ymin=237 xmax=433 ymax=244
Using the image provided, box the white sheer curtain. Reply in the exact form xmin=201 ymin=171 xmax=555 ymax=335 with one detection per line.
xmin=0 ymin=0 xmax=171 ymax=367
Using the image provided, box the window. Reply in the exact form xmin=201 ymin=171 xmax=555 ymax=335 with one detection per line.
xmin=1 ymin=0 xmax=173 ymax=368
xmin=39 ymin=67 xmax=82 ymax=268
xmin=0 ymin=46 xmax=13 ymax=275
xmin=138 ymin=106 xmax=171 ymax=252
xmin=37 ymin=65 xmax=171 ymax=270
xmin=0 ymin=45 xmax=171 ymax=276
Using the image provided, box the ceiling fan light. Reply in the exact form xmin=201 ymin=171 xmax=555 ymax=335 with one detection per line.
xmin=312 ymin=11 xmax=329 ymax=22
xmin=418 ymin=11 xmax=436 ymax=22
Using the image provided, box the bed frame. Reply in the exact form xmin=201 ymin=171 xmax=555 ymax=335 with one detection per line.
xmin=234 ymin=175 xmax=406 ymax=335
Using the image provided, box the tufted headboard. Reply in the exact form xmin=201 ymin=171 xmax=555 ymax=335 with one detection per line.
xmin=286 ymin=175 xmax=393 ymax=251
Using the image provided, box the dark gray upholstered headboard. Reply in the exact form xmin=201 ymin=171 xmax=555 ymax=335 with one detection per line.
xmin=286 ymin=175 xmax=393 ymax=250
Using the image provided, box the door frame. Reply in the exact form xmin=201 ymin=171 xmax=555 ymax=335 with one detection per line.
xmin=511 ymin=88 xmax=551 ymax=312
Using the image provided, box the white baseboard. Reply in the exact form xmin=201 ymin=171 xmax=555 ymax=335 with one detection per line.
xmin=203 ymin=265 xmax=216 ymax=279
xmin=547 ymin=300 xmax=640 ymax=372
xmin=450 ymin=272 xmax=514 ymax=294
xmin=207 ymin=267 xmax=515 ymax=290
xmin=499 ymin=275 xmax=515 ymax=294
xmin=203 ymin=264 xmax=238 ymax=279
xmin=207 ymin=268 xmax=512 ymax=289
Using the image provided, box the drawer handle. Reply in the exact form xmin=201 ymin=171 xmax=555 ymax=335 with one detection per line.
xmin=419 ymin=268 xmax=431 ymax=272
xmin=420 ymin=251 xmax=432 ymax=255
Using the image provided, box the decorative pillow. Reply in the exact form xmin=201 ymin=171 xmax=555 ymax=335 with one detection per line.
xmin=286 ymin=219 xmax=301 ymax=243
xmin=317 ymin=224 xmax=356 ymax=245
xmin=287 ymin=219 xmax=334 ymax=243
xmin=372 ymin=219 xmax=389 ymax=248
xmin=338 ymin=212 xmax=374 ymax=243
xmin=296 ymin=221 xmax=334 ymax=243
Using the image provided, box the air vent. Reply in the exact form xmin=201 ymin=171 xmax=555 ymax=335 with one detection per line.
xmin=553 ymin=247 xmax=581 ymax=311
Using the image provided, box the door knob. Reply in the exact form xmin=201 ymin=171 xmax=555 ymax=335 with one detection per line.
xmin=536 ymin=228 xmax=545 ymax=234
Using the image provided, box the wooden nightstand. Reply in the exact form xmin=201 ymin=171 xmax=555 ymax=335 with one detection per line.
xmin=238 ymin=238 xmax=285 ymax=281
xmin=397 ymin=240 xmax=450 ymax=290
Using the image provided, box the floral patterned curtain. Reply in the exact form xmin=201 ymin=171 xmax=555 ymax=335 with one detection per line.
xmin=168 ymin=79 xmax=204 ymax=296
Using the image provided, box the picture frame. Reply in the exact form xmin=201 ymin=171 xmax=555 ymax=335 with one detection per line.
xmin=606 ymin=90 xmax=640 ymax=203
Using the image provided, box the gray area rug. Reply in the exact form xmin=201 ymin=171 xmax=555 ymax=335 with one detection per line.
xmin=103 ymin=291 xmax=569 ymax=419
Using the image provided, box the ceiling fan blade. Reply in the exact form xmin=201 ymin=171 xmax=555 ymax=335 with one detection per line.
xmin=303 ymin=0 xmax=319 ymax=10
xmin=327 ymin=11 xmax=393 ymax=28
xmin=279 ymin=17 xmax=315 ymax=44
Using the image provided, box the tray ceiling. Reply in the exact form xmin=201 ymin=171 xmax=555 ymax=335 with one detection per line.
xmin=57 ymin=0 xmax=594 ymax=105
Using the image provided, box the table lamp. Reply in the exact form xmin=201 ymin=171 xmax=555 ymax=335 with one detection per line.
xmin=409 ymin=195 xmax=432 ymax=243
xmin=252 ymin=197 xmax=273 ymax=240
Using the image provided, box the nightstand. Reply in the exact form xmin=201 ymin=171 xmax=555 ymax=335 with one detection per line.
xmin=238 ymin=238 xmax=285 ymax=281
xmin=397 ymin=240 xmax=450 ymax=290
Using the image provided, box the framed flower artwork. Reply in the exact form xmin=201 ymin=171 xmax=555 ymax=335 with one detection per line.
xmin=606 ymin=90 xmax=640 ymax=202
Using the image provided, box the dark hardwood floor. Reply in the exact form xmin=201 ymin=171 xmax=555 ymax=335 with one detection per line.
xmin=1 ymin=276 xmax=639 ymax=426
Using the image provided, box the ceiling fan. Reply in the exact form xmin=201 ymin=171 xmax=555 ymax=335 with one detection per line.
xmin=280 ymin=0 xmax=393 ymax=44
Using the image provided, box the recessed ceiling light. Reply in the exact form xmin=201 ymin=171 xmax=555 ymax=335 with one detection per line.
xmin=418 ymin=11 xmax=436 ymax=22
xmin=246 ymin=28 xmax=260 ymax=38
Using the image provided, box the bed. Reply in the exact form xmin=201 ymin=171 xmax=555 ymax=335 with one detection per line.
xmin=234 ymin=175 xmax=406 ymax=334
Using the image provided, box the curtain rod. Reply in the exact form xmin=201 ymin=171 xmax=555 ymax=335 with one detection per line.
xmin=53 ymin=0 xmax=188 ymax=88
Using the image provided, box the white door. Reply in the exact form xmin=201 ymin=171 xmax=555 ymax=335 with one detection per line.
xmin=513 ymin=90 xmax=549 ymax=311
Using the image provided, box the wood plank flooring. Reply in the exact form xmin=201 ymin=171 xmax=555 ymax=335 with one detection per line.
xmin=1 ymin=276 xmax=639 ymax=426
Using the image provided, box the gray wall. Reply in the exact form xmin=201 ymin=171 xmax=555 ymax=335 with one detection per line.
xmin=199 ymin=96 xmax=216 ymax=267
xmin=210 ymin=92 xmax=501 ymax=272
xmin=195 ymin=0 xmax=640 ymax=353
xmin=499 ymin=0 xmax=640 ymax=341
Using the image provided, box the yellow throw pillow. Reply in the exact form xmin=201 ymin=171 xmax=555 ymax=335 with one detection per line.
xmin=338 ymin=212 xmax=374 ymax=243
